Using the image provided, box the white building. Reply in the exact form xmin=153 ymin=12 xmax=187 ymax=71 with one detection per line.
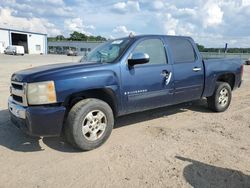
xmin=48 ymin=41 xmax=103 ymax=56
xmin=0 ymin=28 xmax=47 ymax=54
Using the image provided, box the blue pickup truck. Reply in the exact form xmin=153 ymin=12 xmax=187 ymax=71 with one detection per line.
xmin=8 ymin=35 xmax=243 ymax=150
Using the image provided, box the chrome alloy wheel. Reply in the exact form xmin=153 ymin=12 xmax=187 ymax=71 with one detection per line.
xmin=82 ymin=110 xmax=107 ymax=141
xmin=218 ymin=88 xmax=229 ymax=107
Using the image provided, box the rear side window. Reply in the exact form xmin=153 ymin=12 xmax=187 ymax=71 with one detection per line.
xmin=133 ymin=38 xmax=167 ymax=65
xmin=168 ymin=38 xmax=196 ymax=63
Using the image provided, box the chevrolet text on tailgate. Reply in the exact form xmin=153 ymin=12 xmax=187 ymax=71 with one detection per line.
xmin=8 ymin=35 xmax=243 ymax=151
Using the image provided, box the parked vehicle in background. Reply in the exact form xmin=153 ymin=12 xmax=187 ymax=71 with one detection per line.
xmin=4 ymin=45 xmax=24 ymax=55
xmin=48 ymin=49 xmax=55 ymax=54
xmin=8 ymin=35 xmax=243 ymax=151
xmin=67 ymin=49 xmax=78 ymax=56
xmin=245 ymin=59 xmax=250 ymax=65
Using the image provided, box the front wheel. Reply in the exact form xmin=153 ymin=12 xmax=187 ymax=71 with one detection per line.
xmin=207 ymin=82 xmax=232 ymax=112
xmin=64 ymin=99 xmax=114 ymax=151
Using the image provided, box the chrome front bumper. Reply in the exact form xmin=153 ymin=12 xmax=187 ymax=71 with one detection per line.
xmin=8 ymin=96 xmax=26 ymax=119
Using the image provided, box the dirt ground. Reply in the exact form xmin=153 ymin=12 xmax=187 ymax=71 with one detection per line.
xmin=0 ymin=54 xmax=249 ymax=188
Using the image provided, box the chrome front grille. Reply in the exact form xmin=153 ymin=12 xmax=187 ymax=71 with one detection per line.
xmin=10 ymin=81 xmax=28 ymax=106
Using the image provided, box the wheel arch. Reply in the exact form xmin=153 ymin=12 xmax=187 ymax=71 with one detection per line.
xmin=216 ymin=73 xmax=235 ymax=90
xmin=63 ymin=88 xmax=119 ymax=118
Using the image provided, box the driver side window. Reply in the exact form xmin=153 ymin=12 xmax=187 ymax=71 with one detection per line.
xmin=133 ymin=39 xmax=167 ymax=65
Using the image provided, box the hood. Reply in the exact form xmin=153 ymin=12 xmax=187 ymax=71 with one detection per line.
xmin=11 ymin=62 xmax=103 ymax=83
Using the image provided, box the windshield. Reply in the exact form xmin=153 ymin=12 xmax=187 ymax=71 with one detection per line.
xmin=80 ymin=38 xmax=131 ymax=63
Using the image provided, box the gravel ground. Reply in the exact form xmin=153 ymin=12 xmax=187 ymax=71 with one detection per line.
xmin=0 ymin=54 xmax=249 ymax=188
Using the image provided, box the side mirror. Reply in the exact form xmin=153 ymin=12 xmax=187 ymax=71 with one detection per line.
xmin=128 ymin=52 xmax=150 ymax=66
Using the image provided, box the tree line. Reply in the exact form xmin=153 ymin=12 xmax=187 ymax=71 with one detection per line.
xmin=48 ymin=31 xmax=107 ymax=42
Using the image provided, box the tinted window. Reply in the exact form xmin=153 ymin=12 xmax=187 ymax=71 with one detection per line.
xmin=168 ymin=38 xmax=196 ymax=63
xmin=133 ymin=39 xmax=167 ymax=65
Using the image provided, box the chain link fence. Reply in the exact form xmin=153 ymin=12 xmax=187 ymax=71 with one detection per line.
xmin=201 ymin=52 xmax=250 ymax=63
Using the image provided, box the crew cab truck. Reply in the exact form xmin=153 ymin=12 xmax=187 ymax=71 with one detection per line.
xmin=8 ymin=35 xmax=243 ymax=151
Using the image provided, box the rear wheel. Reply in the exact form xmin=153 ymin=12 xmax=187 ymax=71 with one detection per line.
xmin=207 ymin=82 xmax=232 ymax=112
xmin=64 ymin=99 xmax=114 ymax=151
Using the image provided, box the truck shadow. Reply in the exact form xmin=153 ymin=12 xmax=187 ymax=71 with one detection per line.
xmin=0 ymin=99 xmax=211 ymax=153
xmin=0 ymin=109 xmax=42 ymax=152
xmin=115 ymin=99 xmax=211 ymax=128
xmin=0 ymin=109 xmax=80 ymax=152
xmin=176 ymin=156 xmax=250 ymax=188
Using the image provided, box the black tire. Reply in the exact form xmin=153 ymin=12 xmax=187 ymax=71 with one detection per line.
xmin=207 ymin=82 xmax=232 ymax=112
xmin=64 ymin=98 xmax=114 ymax=151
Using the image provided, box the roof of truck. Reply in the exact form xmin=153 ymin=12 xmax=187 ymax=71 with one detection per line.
xmin=116 ymin=34 xmax=193 ymax=41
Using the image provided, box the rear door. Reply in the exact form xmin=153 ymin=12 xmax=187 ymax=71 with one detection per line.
xmin=167 ymin=37 xmax=204 ymax=103
xmin=121 ymin=37 xmax=174 ymax=113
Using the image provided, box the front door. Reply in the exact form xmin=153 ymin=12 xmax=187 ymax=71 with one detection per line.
xmin=121 ymin=37 xmax=174 ymax=114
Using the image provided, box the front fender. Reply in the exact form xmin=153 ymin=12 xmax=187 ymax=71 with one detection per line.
xmin=55 ymin=70 xmax=120 ymax=103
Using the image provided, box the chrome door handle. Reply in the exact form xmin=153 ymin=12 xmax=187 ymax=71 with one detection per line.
xmin=165 ymin=72 xmax=172 ymax=85
xmin=193 ymin=67 xmax=201 ymax=72
xmin=161 ymin=70 xmax=172 ymax=85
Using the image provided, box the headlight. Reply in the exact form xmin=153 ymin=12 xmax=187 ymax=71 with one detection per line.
xmin=27 ymin=81 xmax=57 ymax=105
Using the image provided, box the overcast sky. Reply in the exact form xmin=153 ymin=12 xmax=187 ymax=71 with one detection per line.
xmin=0 ymin=0 xmax=250 ymax=47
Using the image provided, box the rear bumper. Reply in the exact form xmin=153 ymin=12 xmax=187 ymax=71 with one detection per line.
xmin=8 ymin=97 xmax=66 ymax=137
